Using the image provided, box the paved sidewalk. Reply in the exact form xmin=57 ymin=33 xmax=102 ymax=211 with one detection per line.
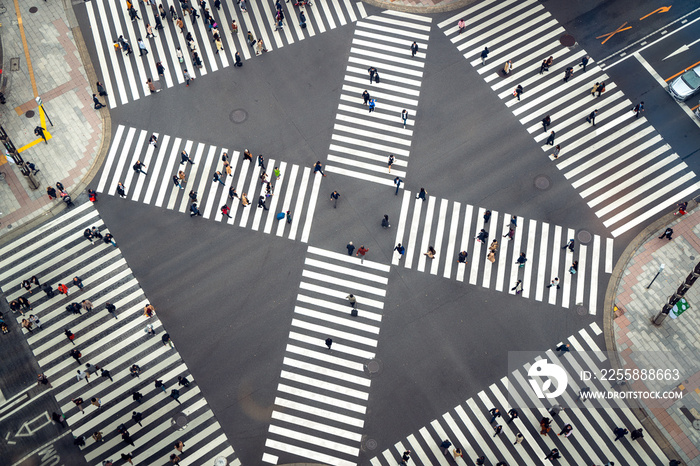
xmin=611 ymin=202 xmax=700 ymax=465
xmin=363 ymin=0 xmax=472 ymax=14
xmin=0 ymin=0 xmax=107 ymax=242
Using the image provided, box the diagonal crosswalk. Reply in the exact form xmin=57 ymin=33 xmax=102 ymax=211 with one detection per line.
xmin=438 ymin=0 xmax=700 ymax=237
xmin=392 ymin=190 xmax=614 ymax=314
xmin=96 ymin=124 xmax=322 ymax=243
xmin=0 ymin=203 xmax=239 ymax=466
xmin=83 ymin=0 xmax=368 ymax=108
xmin=370 ymin=322 xmax=669 ymax=466
xmin=325 ymin=11 xmax=431 ymax=187
xmin=261 ymin=246 xmax=390 ymax=465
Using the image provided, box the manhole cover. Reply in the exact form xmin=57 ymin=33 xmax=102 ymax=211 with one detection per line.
xmin=366 ymin=439 xmax=378 ymax=450
xmin=29 ymin=6 xmax=38 ymax=13
xmin=214 ymin=457 xmax=228 ymax=466
xmin=367 ymin=360 xmax=380 ymax=373
xmin=171 ymin=413 xmax=188 ymax=428
xmin=577 ymin=230 xmax=592 ymax=244
xmin=25 ymin=110 xmax=35 ymax=118
xmin=10 ymin=58 xmax=20 ymax=71
xmin=693 ymin=419 xmax=700 ymax=430
xmin=560 ymin=34 xmax=576 ymax=47
xmin=534 ymin=175 xmax=551 ymax=190
xmin=576 ymin=305 xmax=587 ymax=316
xmin=229 ymin=109 xmax=247 ymax=123
xmin=691 ymin=256 xmax=696 ymax=261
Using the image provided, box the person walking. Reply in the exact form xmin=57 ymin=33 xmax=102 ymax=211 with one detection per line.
xmin=475 ymin=229 xmax=488 ymax=242
xmin=381 ymin=214 xmax=390 ymax=229
xmin=514 ymin=84 xmax=523 ymax=101
xmin=507 ymin=408 xmax=518 ymax=423
xmin=132 ymin=411 xmax=144 ymax=427
xmin=213 ymin=171 xmax=225 ymax=186
xmin=458 ymin=250 xmax=468 ymax=263
xmin=368 ymin=99 xmax=376 ymax=113
xmin=330 ymin=190 xmax=340 ymax=208
xmin=105 ymin=302 xmax=118 ymax=319
xmin=133 ymin=160 xmax=147 ymax=175
xmin=552 ymin=144 xmax=561 ymax=159
xmin=325 ymin=338 xmax=333 ymax=350
xmin=546 ymin=131 xmax=555 ymax=145
xmin=569 ymin=260 xmax=578 ymax=274
xmin=544 ymin=448 xmax=561 ymax=461
xmin=178 ymin=376 xmax=191 ymax=388
xmin=394 ymin=243 xmax=406 ymax=259
xmin=155 ymin=379 xmax=167 ymax=393
xmin=416 ymin=187 xmax=427 ymax=201
xmin=410 ymin=41 xmax=418 ymax=57
xmin=52 ymin=412 xmax=66 ymax=428
xmin=347 ymin=241 xmax=355 ymax=255
xmin=562 ymin=238 xmax=575 ymax=252
xmin=659 ymin=227 xmax=673 ymax=240
xmin=117 ymin=182 xmax=127 ymax=197
xmin=542 ymin=115 xmax=551 ymax=132
xmin=513 ymin=433 xmax=524 ymax=445
xmin=313 ymin=161 xmax=326 ymax=176
xmin=346 ymin=294 xmax=357 ymax=309
xmin=586 ymin=109 xmax=598 ymax=126
xmin=394 ymin=176 xmax=402 ymax=195
xmin=76 ymin=369 xmax=90 ymax=384
xmin=480 ymin=46 xmax=488 ymax=65
xmin=356 ymin=245 xmax=369 ymax=263
xmin=458 ymin=18 xmax=466 ymax=34
xmin=546 ymin=277 xmax=560 ymax=289
xmin=257 ymin=196 xmax=269 ymax=210
xmin=558 ymin=424 xmax=573 ymax=437
xmin=579 ymin=55 xmax=589 ymax=71
xmin=424 ymin=246 xmax=436 ymax=259
xmin=362 ymin=90 xmax=370 ymax=105
xmin=597 ymin=81 xmax=606 ymax=97
xmin=137 ymin=38 xmax=148 ymax=56
xmin=563 ymin=66 xmax=574 ymax=82
xmin=631 ymin=428 xmax=644 ymax=441
xmin=557 ymin=343 xmax=570 ymax=354
xmin=401 ymin=450 xmax=411 ymax=465
xmin=101 ymin=367 xmax=113 ymax=382
xmin=130 ymin=364 xmax=141 ymax=378
xmin=516 ymin=252 xmax=527 ymax=268
xmin=440 ymin=439 xmax=452 ymax=455
xmin=93 ymin=94 xmax=106 ymax=109
xmin=368 ymin=66 xmax=377 ymax=84
xmin=613 ymin=427 xmax=629 ymax=441
xmin=633 ymin=101 xmax=644 ymax=118
xmin=401 ymin=110 xmax=408 ymax=128
xmin=493 ymin=424 xmax=503 ymax=437
xmin=97 ymin=81 xmax=108 ymax=96
xmin=675 ymin=201 xmax=688 ymax=215
xmin=91 ymin=397 xmax=102 ymax=409
xmin=549 ymin=404 xmax=563 ymax=417
xmin=183 ymin=69 xmax=192 ymax=86
xmin=170 ymin=389 xmax=181 ymax=404
xmin=488 ymin=407 xmax=501 ymax=424
xmin=162 ymin=333 xmax=173 ymax=348
xmin=122 ymin=430 xmax=135 ymax=447
xmin=221 ymin=205 xmax=232 ymax=218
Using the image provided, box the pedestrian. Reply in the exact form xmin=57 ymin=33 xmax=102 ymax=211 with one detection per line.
xmin=362 ymin=90 xmax=370 ymax=105
xmin=221 ymin=204 xmax=232 ymax=218
xmin=347 ymin=241 xmax=355 ymax=255
xmin=544 ymin=448 xmax=561 ymax=461
xmin=475 ymin=456 xmax=485 ymax=465
xmin=458 ymin=18 xmax=466 ymax=34
xmin=633 ymin=101 xmax=644 ymax=118
xmin=410 ymin=41 xmax=418 ymax=57
xmin=132 ymin=411 xmax=143 ymax=427
xmin=93 ymin=94 xmax=106 ymax=109
xmin=76 ymin=369 xmax=90 ymax=384
xmin=144 ymin=303 xmax=156 ymax=318
xmin=542 ymin=115 xmax=551 ymax=132
xmin=458 ymin=250 xmax=468 ymax=263
xmin=424 ymin=246 xmax=436 ymax=259
xmin=493 ymin=424 xmax=502 ymax=436
xmin=58 ymin=283 xmax=69 ymax=295
xmin=394 ymin=243 xmax=406 ymax=259
xmin=488 ymin=239 xmax=499 ymax=254
xmin=18 ymin=296 xmax=32 ymax=311
xmin=613 ymin=427 xmax=628 ymax=441
xmin=133 ymin=160 xmax=147 ymax=175
xmin=440 ymin=439 xmax=452 ymax=455
xmin=101 ymin=367 xmax=113 ymax=382
xmin=597 ymin=81 xmax=606 ymax=97
xmin=190 ymin=203 xmax=202 ymax=216
xmin=74 ymin=435 xmax=86 ymax=447
xmin=475 ymin=229 xmax=488 ymax=242
xmin=21 ymin=317 xmax=34 ymax=332
xmin=549 ymin=404 xmax=562 ymax=417
xmin=325 ymin=338 xmax=333 ymax=350
xmin=171 ymin=454 xmax=181 ymax=464
xmin=401 ymin=450 xmax=411 ymax=464
xmin=162 ymin=333 xmax=173 ymax=348
xmin=173 ymin=174 xmax=183 ymax=189
xmin=552 ymin=144 xmax=561 ymax=159
xmin=183 ymin=69 xmax=192 ymax=86
xmin=256 ymin=38 xmax=267 ymax=55
xmin=313 ymin=161 xmax=326 ymax=176
xmin=132 ymin=391 xmax=144 ymax=403
xmin=540 ymin=417 xmax=551 ymax=435
xmin=513 ymin=433 xmax=524 ymax=445
xmin=394 ymin=176 xmax=402 ymax=195
xmin=562 ymin=238 xmax=575 ymax=252
xmin=401 ymin=110 xmax=408 ymax=128
xmin=557 ymin=343 xmax=570 ymax=354
xmin=72 ymin=397 xmax=85 ymax=414
xmin=155 ymin=379 xmax=167 ymax=393
xmin=579 ymin=55 xmax=589 ymax=71
xmin=368 ymin=99 xmax=376 ymax=113
xmin=356 ymin=245 xmax=369 ymax=263
xmin=558 ymin=423 xmax=573 ymax=437
xmin=65 ymin=329 xmax=76 ymax=344
xmin=241 ymin=193 xmax=250 ymax=207
xmin=546 ymin=277 xmax=560 ymax=289
xmin=346 ymin=294 xmax=357 ymax=309
xmin=47 ymin=186 xmax=57 ymax=200
xmin=539 ymin=59 xmax=547 ymax=74
xmin=631 ymin=428 xmax=644 ymax=441
xmin=51 ymin=412 xmax=65 ymax=427
xmin=480 ymin=46 xmax=488 ymax=65
xmin=170 ymin=389 xmax=181 ymax=404
xmin=299 ymin=10 xmax=306 ymax=28
xmin=453 ymin=447 xmax=463 ymax=459
xmin=659 ymin=227 xmax=673 ymax=240
xmin=516 ymin=252 xmax=527 ymax=268
xmin=121 ymin=453 xmax=134 ymax=465
xmin=257 ymin=196 xmax=268 ymax=210
xmin=488 ymin=407 xmax=501 ymax=424
xmin=330 ymin=190 xmax=340 ymax=208
xmin=122 ymin=430 xmax=135 ymax=447
xmin=563 ymin=66 xmax=574 ymax=82
xmin=483 ymin=209 xmax=491 ymax=223
xmin=675 ymin=201 xmax=688 ymax=215
xmin=586 ymin=109 xmax=598 ymax=126
xmin=507 ymin=408 xmax=518 ymax=423
xmin=137 ymin=38 xmax=148 ymax=56
xmin=514 ymin=84 xmax=523 ymax=101
xmin=416 ymin=187 xmax=427 ymax=201
xmin=178 ymin=375 xmax=191 ymax=387
xmin=381 ymin=214 xmax=390 ymax=228
xmin=91 ymin=397 xmax=102 ymax=409
xmin=569 ymin=260 xmax=578 ymax=274
xmin=546 ymin=131 xmax=555 ymax=145
xmin=368 ymin=66 xmax=377 ymax=84
xmin=30 ymin=314 xmax=42 ymax=329
xmin=502 ymin=59 xmax=513 ymax=75
xmin=273 ymin=166 xmax=281 ymax=180
xmin=97 ymin=81 xmax=108 ymax=96
xmin=105 ymin=302 xmax=118 ymax=319
xmin=117 ymin=182 xmax=127 ymax=198
xmin=130 ymin=364 xmax=141 ymax=378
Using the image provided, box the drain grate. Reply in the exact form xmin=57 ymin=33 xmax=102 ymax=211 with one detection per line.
xmin=10 ymin=58 xmax=20 ymax=71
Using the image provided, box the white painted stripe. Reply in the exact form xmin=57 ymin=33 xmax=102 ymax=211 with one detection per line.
xmin=393 ymin=190 xmax=412 ymax=266
xmin=107 ymin=127 xmax=136 ymax=196
xmin=264 ymin=161 xmax=288 ymax=233
xmin=154 ymin=137 xmax=182 ymax=207
xmin=547 ymin=225 xmax=562 ymax=305
xmin=294 ymin=306 xmax=380 ymax=335
xmin=277 ymin=383 xmax=366 ymax=413
xmin=183 ymin=142 xmax=213 ymax=213
xmin=239 ymin=157 xmax=261 ymax=227
xmin=406 ymin=433 xmax=431 ymax=465
xmin=86 ymin=3 xmax=119 ymax=107
xmin=285 ymin=344 xmax=365 ymax=372
xmin=306 ymin=246 xmax=390 ymax=272
xmin=507 ymin=216 xmax=524 ymax=294
xmin=276 ymin=164 xmax=298 ymax=237
xmin=405 ymin=197 xmax=423 ymax=269
xmin=103 ymin=0 xmax=139 ymax=101
xmin=417 ymin=196 xmax=436 ymax=273
xmin=443 ymin=202 xmax=461 ymax=279
xmin=431 ymin=199 xmax=449 ymax=275
xmin=355 ymin=20 xmax=430 ymax=41
xmin=327 ymin=154 xmax=406 ymax=178
xmin=418 ymin=426 xmax=450 ymax=466
xmin=520 ymin=219 xmax=537 ymax=299
xmin=297 ymin=293 xmax=383 ymax=318
xmin=494 ymin=212 xmax=508 ymax=292
xmin=301 ymin=270 xmax=386 ymax=296
xmin=605 ymin=238 xmax=614 ymax=273
xmin=291 ymin=319 xmax=378 ymax=348
xmin=275 ymin=396 xmax=363 ymax=427
xmin=289 ymin=332 xmax=375 ymax=360
xmin=456 ymin=204 xmax=473 ymax=283
xmin=271 ymin=411 xmax=361 ymax=442
xmin=325 ymin=165 xmax=398 ymax=186
xmin=265 ymin=438 xmax=355 ymax=466
xmin=304 ymin=258 xmax=388 ymax=284
xmin=482 ymin=209 xmax=498 ymax=289
xmin=301 ymin=172 xmax=322 ymax=243
xmin=97 ymin=125 xmax=125 ymax=193
xmin=131 ymin=133 xmax=156 ymax=202
xmin=575 ymin=244 xmax=587 ymax=306
xmin=469 ymin=207 xmax=485 ymax=285
xmin=289 ymin=167 xmax=310 ymax=240
xmin=589 ymin=235 xmax=601 ymax=315
xmin=166 ymin=139 xmax=193 ymax=210
xmin=280 ymin=368 xmax=368 ymax=398
xmin=252 ymin=161 xmax=274 ymax=230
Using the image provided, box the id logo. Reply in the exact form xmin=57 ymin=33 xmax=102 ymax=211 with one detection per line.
xmin=528 ymin=359 xmax=568 ymax=399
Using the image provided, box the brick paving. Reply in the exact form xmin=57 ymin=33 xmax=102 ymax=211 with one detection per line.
xmin=0 ymin=0 xmax=105 ymax=240
xmin=614 ymin=204 xmax=700 ymax=465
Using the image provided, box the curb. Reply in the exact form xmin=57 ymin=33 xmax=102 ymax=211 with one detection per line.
xmin=360 ymin=0 xmax=478 ymax=15
xmin=603 ymin=202 xmax=697 ymax=461
xmin=0 ymin=4 xmax=112 ymax=247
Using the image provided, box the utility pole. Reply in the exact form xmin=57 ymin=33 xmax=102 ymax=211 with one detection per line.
xmin=0 ymin=125 xmax=40 ymax=190
xmin=653 ymin=262 xmax=700 ymax=326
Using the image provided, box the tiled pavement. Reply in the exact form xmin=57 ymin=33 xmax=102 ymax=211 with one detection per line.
xmin=614 ymin=203 xmax=700 ymax=465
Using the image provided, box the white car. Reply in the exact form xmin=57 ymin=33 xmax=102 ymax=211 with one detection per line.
xmin=668 ymin=66 xmax=700 ymax=101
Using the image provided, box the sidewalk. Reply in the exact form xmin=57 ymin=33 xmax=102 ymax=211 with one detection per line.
xmin=0 ymin=0 xmax=108 ymax=242
xmin=610 ymin=201 xmax=700 ymax=465
xmin=363 ymin=0 xmax=473 ymax=14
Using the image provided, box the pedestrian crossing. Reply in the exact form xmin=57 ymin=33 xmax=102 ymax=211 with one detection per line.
xmin=261 ymin=245 xmax=390 ymax=465
xmin=438 ymin=0 xmax=700 ymax=238
xmin=0 ymin=202 xmax=239 ymax=466
xmin=83 ymin=0 xmax=368 ymax=108
xmin=393 ymin=190 xmax=613 ymax=314
xmin=324 ymin=11 xmax=431 ymax=187
xmin=370 ymin=322 xmax=668 ymax=466
xmin=96 ymin=124 xmax=322 ymax=242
